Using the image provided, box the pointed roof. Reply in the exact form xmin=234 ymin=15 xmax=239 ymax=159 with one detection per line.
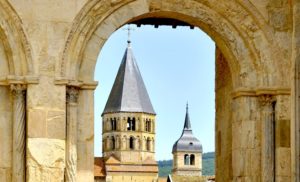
xmin=102 ymin=42 xmax=155 ymax=116
xmin=172 ymin=104 xmax=202 ymax=153
xmin=183 ymin=103 xmax=191 ymax=130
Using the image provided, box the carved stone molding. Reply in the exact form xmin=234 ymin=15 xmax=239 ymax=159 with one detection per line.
xmin=66 ymin=86 xmax=79 ymax=104
xmin=232 ymin=88 xmax=290 ymax=99
xmin=10 ymin=84 xmax=26 ymax=182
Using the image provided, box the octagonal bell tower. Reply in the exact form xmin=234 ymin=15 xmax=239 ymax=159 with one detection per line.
xmin=101 ymin=40 xmax=156 ymax=164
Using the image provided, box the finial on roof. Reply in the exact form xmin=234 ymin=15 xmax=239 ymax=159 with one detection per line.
xmin=186 ymin=102 xmax=189 ymax=112
xmin=124 ymin=25 xmax=135 ymax=46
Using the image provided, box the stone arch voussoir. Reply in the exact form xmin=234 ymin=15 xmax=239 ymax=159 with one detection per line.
xmin=61 ymin=0 xmax=277 ymax=89
xmin=0 ymin=0 xmax=34 ymax=81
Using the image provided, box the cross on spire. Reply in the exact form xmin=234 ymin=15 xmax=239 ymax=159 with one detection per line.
xmin=124 ymin=25 xmax=135 ymax=45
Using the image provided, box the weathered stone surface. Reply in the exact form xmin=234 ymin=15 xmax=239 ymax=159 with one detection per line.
xmin=27 ymin=76 xmax=65 ymax=110
xmin=0 ymin=87 xmax=12 ymax=169
xmin=47 ymin=110 xmax=65 ymax=139
xmin=0 ymin=168 xmax=12 ymax=182
xmin=26 ymin=138 xmax=65 ymax=181
xmin=27 ymin=138 xmax=65 ymax=168
xmin=27 ymin=109 xmax=47 ymax=138
xmin=276 ymin=148 xmax=291 ymax=177
xmin=27 ymin=166 xmax=64 ymax=182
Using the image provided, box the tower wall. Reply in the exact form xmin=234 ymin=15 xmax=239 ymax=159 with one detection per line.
xmin=172 ymin=152 xmax=202 ymax=176
xmin=102 ymin=112 xmax=156 ymax=163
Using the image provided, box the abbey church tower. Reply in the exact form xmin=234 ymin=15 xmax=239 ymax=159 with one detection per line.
xmin=97 ymin=39 xmax=158 ymax=182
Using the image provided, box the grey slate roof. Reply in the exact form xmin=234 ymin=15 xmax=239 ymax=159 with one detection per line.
xmin=172 ymin=105 xmax=202 ymax=153
xmin=102 ymin=42 xmax=155 ymax=116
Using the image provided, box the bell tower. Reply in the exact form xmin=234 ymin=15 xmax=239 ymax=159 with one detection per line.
xmin=101 ymin=39 xmax=156 ymax=164
xmin=172 ymin=104 xmax=203 ymax=176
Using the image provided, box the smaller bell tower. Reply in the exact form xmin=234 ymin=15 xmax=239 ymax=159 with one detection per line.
xmin=172 ymin=104 xmax=203 ymax=176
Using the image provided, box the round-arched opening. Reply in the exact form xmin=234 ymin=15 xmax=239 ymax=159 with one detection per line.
xmin=190 ymin=154 xmax=195 ymax=165
xmin=62 ymin=0 xmax=272 ymax=89
xmin=62 ymin=1 xmax=275 ymax=181
xmin=129 ymin=136 xmax=135 ymax=150
xmin=184 ymin=154 xmax=190 ymax=165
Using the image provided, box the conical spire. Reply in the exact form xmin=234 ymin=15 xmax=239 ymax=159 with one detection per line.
xmin=102 ymin=42 xmax=155 ymax=116
xmin=183 ymin=102 xmax=192 ymax=130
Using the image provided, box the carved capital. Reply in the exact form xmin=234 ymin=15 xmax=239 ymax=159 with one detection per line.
xmin=66 ymin=87 xmax=79 ymax=104
xmin=258 ymin=94 xmax=274 ymax=107
xmin=10 ymin=84 xmax=26 ymax=98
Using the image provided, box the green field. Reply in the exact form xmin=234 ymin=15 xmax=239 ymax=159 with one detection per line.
xmin=157 ymin=152 xmax=215 ymax=177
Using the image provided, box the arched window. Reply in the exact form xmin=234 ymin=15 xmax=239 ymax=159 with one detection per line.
xmin=127 ymin=117 xmax=136 ymax=131
xmin=146 ymin=137 xmax=151 ymax=151
xmin=111 ymin=136 xmax=115 ymax=150
xmin=184 ymin=154 xmax=190 ymax=165
xmin=129 ymin=136 xmax=134 ymax=150
xmin=190 ymin=154 xmax=195 ymax=165
xmin=145 ymin=119 xmax=151 ymax=132
xmin=110 ymin=118 xmax=117 ymax=131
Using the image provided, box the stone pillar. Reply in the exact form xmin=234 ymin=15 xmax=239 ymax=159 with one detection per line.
xmin=292 ymin=1 xmax=300 ymax=182
xmin=65 ymin=86 xmax=79 ymax=182
xmin=11 ymin=84 xmax=26 ymax=182
xmin=259 ymin=95 xmax=275 ymax=182
xmin=232 ymin=96 xmax=260 ymax=181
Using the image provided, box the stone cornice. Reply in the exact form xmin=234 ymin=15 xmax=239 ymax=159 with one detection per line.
xmin=54 ymin=78 xmax=98 ymax=90
xmin=0 ymin=75 xmax=39 ymax=85
xmin=232 ymin=87 xmax=290 ymax=98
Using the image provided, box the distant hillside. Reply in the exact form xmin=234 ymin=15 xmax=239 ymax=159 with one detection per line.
xmin=157 ymin=152 xmax=215 ymax=177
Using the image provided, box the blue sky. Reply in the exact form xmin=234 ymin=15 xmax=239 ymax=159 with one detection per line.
xmin=94 ymin=25 xmax=215 ymax=160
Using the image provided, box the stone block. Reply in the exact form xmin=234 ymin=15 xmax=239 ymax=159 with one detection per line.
xmin=275 ymin=95 xmax=290 ymax=121
xmin=232 ymin=149 xmax=245 ymax=177
xmin=268 ymin=7 xmax=291 ymax=30
xmin=27 ymin=138 xmax=65 ymax=168
xmin=276 ymin=120 xmax=290 ymax=148
xmin=275 ymin=148 xmax=291 ymax=176
xmin=27 ymin=76 xmax=65 ymax=110
xmin=250 ymin=148 xmax=261 ymax=175
xmin=27 ymin=109 xmax=47 ymax=138
xmin=47 ymin=110 xmax=65 ymax=139
xmin=0 ymin=168 xmax=11 ymax=182
xmin=27 ymin=166 xmax=64 ymax=182
xmin=275 ymin=176 xmax=291 ymax=182
xmin=241 ymin=120 xmax=255 ymax=149
xmin=232 ymin=121 xmax=242 ymax=149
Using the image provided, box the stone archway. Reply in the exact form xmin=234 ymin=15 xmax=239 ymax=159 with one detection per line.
xmin=0 ymin=1 xmax=35 ymax=182
xmin=0 ymin=0 xmax=295 ymax=182
xmin=57 ymin=0 xmax=292 ymax=181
